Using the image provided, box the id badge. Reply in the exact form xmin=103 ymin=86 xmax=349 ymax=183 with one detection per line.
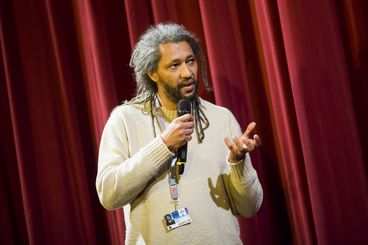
xmin=164 ymin=208 xmax=192 ymax=231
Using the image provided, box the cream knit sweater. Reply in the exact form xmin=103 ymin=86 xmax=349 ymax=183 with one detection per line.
xmin=96 ymin=98 xmax=263 ymax=244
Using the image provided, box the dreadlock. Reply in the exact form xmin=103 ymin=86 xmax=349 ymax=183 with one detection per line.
xmin=126 ymin=23 xmax=211 ymax=143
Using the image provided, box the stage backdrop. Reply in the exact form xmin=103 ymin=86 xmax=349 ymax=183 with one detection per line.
xmin=1 ymin=0 xmax=367 ymax=244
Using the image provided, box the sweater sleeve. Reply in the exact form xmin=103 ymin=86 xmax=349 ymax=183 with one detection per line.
xmin=224 ymin=110 xmax=263 ymax=218
xmin=95 ymin=108 xmax=175 ymax=210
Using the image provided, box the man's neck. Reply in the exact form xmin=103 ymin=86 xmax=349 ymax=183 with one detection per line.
xmin=156 ymin=93 xmax=177 ymax=110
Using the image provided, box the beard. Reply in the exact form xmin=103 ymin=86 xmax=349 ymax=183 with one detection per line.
xmin=158 ymin=77 xmax=198 ymax=104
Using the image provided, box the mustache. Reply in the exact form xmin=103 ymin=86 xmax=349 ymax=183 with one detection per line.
xmin=178 ymin=78 xmax=197 ymax=88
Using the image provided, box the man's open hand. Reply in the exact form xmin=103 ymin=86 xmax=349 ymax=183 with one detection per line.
xmin=224 ymin=122 xmax=261 ymax=163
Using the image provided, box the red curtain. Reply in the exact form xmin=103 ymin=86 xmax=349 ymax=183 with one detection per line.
xmin=1 ymin=0 xmax=367 ymax=244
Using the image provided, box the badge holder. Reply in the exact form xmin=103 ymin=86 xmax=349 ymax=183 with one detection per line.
xmin=164 ymin=158 xmax=191 ymax=231
xmin=164 ymin=208 xmax=192 ymax=231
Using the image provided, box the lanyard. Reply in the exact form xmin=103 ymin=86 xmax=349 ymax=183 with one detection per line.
xmin=169 ymin=159 xmax=179 ymax=210
xmin=149 ymin=96 xmax=181 ymax=210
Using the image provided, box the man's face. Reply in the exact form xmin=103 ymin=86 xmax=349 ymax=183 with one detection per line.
xmin=149 ymin=41 xmax=198 ymax=108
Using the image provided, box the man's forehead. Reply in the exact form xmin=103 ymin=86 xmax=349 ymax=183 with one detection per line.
xmin=158 ymin=41 xmax=194 ymax=61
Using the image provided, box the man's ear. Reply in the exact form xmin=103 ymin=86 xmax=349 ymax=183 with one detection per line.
xmin=147 ymin=70 xmax=158 ymax=83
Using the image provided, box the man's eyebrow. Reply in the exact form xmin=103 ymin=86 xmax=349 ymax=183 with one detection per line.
xmin=187 ymin=54 xmax=195 ymax=59
xmin=168 ymin=58 xmax=180 ymax=64
xmin=168 ymin=54 xmax=195 ymax=63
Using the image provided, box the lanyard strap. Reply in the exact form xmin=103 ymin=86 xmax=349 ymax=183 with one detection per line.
xmin=149 ymin=96 xmax=182 ymax=210
xmin=155 ymin=110 xmax=181 ymax=209
xmin=169 ymin=158 xmax=179 ymax=210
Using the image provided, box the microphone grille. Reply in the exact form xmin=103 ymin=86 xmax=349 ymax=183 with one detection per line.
xmin=177 ymin=99 xmax=191 ymax=115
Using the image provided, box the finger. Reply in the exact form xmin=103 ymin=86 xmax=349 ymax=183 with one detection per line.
xmin=224 ymin=137 xmax=234 ymax=151
xmin=183 ymin=121 xmax=194 ymax=128
xmin=254 ymin=134 xmax=262 ymax=146
xmin=184 ymin=128 xmax=194 ymax=135
xmin=232 ymin=136 xmax=244 ymax=153
xmin=243 ymin=122 xmax=256 ymax=137
xmin=185 ymin=135 xmax=192 ymax=141
xmin=235 ymin=136 xmax=250 ymax=154
xmin=224 ymin=136 xmax=241 ymax=153
xmin=240 ymin=136 xmax=250 ymax=151
xmin=177 ymin=114 xmax=193 ymax=122
xmin=246 ymin=139 xmax=256 ymax=151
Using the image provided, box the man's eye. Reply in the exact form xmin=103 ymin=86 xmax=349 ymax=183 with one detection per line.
xmin=187 ymin=58 xmax=196 ymax=64
xmin=170 ymin=64 xmax=179 ymax=69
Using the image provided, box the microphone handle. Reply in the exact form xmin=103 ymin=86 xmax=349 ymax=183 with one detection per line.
xmin=176 ymin=99 xmax=191 ymax=175
xmin=177 ymin=143 xmax=187 ymax=175
xmin=177 ymin=143 xmax=187 ymax=162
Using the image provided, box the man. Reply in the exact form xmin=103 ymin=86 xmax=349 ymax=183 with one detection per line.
xmin=96 ymin=23 xmax=263 ymax=244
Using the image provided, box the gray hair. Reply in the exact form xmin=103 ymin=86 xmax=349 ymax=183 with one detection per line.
xmin=128 ymin=23 xmax=210 ymax=143
xmin=129 ymin=23 xmax=210 ymax=96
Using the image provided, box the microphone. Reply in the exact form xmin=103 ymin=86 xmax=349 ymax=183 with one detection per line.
xmin=177 ymin=99 xmax=191 ymax=175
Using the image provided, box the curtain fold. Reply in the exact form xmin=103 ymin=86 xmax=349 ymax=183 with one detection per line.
xmin=1 ymin=0 xmax=367 ymax=244
xmin=277 ymin=1 xmax=367 ymax=243
xmin=251 ymin=1 xmax=317 ymax=243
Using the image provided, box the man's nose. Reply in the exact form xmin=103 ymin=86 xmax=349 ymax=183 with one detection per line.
xmin=180 ymin=64 xmax=192 ymax=79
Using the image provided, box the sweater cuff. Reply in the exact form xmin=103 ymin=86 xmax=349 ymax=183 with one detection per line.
xmin=227 ymin=154 xmax=256 ymax=179
xmin=142 ymin=136 xmax=175 ymax=170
